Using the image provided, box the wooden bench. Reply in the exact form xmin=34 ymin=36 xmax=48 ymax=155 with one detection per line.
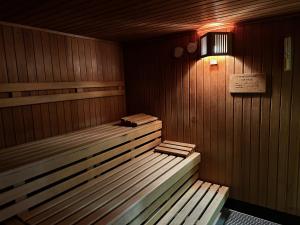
xmin=0 ymin=116 xmax=228 ymax=225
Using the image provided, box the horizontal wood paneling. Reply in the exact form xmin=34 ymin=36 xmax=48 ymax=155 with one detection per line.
xmin=125 ymin=16 xmax=300 ymax=215
xmin=0 ymin=23 xmax=126 ymax=149
xmin=1 ymin=1 xmax=300 ymax=40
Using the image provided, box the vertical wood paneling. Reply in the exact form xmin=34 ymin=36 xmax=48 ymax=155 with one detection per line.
xmin=125 ymin=16 xmax=300 ymax=216
xmin=0 ymin=23 xmax=125 ymax=149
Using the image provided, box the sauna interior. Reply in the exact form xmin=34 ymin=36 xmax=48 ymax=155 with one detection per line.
xmin=0 ymin=1 xmax=300 ymax=225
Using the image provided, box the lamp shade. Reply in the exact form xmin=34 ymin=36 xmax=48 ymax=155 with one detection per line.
xmin=200 ymin=32 xmax=232 ymax=58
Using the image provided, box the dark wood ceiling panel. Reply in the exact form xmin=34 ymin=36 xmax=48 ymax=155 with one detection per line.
xmin=0 ymin=0 xmax=300 ymax=41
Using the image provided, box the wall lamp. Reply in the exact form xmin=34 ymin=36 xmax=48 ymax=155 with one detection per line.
xmin=200 ymin=32 xmax=233 ymax=64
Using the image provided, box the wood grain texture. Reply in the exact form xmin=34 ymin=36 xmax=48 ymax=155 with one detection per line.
xmin=0 ymin=1 xmax=300 ymax=40
xmin=125 ymin=16 xmax=300 ymax=215
xmin=0 ymin=23 xmax=125 ymax=149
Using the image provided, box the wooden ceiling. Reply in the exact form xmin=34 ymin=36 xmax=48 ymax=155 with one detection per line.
xmin=1 ymin=0 xmax=300 ymax=41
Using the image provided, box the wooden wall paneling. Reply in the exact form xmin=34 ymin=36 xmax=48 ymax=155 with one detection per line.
xmin=2 ymin=25 xmax=24 ymax=146
xmin=72 ymin=38 xmax=85 ymax=129
xmin=202 ymin=56 xmax=211 ymax=182
xmin=13 ymin=27 xmax=35 ymax=143
xmin=249 ymin=23 xmax=262 ymax=205
xmin=258 ymin=21 xmax=273 ymax=207
xmin=295 ymin=19 xmax=300 ymax=216
xmin=277 ymin=20 xmax=293 ymax=213
xmin=124 ymin=16 xmax=300 ymax=216
xmin=68 ymin=37 xmax=80 ymax=130
xmin=50 ymin=33 xmax=67 ymax=135
xmin=117 ymin=44 xmax=126 ymax=118
xmin=32 ymin=30 xmax=51 ymax=139
xmin=57 ymin=35 xmax=73 ymax=133
xmin=101 ymin=42 xmax=111 ymax=124
xmin=78 ymin=38 xmax=91 ymax=128
xmin=113 ymin=44 xmax=122 ymax=121
xmin=109 ymin=43 xmax=119 ymax=122
xmin=216 ymin=56 xmax=226 ymax=185
xmin=91 ymin=40 xmax=101 ymax=126
xmin=182 ymin=35 xmax=190 ymax=143
xmin=232 ymin=25 xmax=243 ymax=200
xmin=11 ymin=34 xmax=27 ymax=143
xmin=210 ymin=55 xmax=219 ymax=183
xmin=87 ymin=39 xmax=97 ymax=125
xmin=23 ymin=29 xmax=43 ymax=141
xmin=168 ymin=40 xmax=177 ymax=140
xmin=207 ymin=59 xmax=215 ymax=182
xmin=196 ymin=52 xmax=203 ymax=154
xmin=175 ymin=39 xmax=183 ymax=142
xmin=189 ymin=34 xmax=197 ymax=145
xmin=87 ymin=40 xmax=97 ymax=126
xmin=0 ymin=25 xmax=9 ymax=149
xmin=225 ymin=55 xmax=234 ymax=188
xmin=108 ymin=43 xmax=117 ymax=122
xmin=56 ymin=35 xmax=68 ymax=134
xmin=41 ymin=32 xmax=58 ymax=136
xmin=0 ymin=23 xmax=125 ymax=148
xmin=160 ymin=41 xmax=167 ymax=140
xmin=241 ymin=24 xmax=252 ymax=203
xmin=267 ymin=21 xmax=283 ymax=210
xmin=107 ymin=42 xmax=115 ymax=122
xmin=287 ymin=18 xmax=300 ymax=215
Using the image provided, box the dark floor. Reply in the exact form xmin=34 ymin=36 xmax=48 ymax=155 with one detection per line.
xmin=219 ymin=209 xmax=281 ymax=225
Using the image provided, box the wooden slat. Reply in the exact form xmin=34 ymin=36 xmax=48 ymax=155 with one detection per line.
xmin=19 ymin=150 xmax=155 ymax=221
xmin=30 ymin=153 xmax=169 ymax=225
xmin=156 ymin=180 xmax=203 ymax=225
xmin=121 ymin=114 xmax=158 ymax=127
xmin=183 ymin=184 xmax=220 ymax=225
xmin=96 ymin=152 xmax=200 ymax=225
xmin=155 ymin=146 xmax=190 ymax=157
xmin=159 ymin=143 xmax=193 ymax=152
xmin=163 ymin=140 xmax=196 ymax=149
xmin=0 ymin=89 xmax=125 ymax=108
xmin=0 ymin=81 xmax=124 ymax=92
xmin=143 ymin=174 xmax=198 ymax=225
xmin=196 ymin=186 xmax=229 ymax=225
xmin=128 ymin=168 xmax=199 ymax=225
xmin=170 ymin=182 xmax=211 ymax=225
xmin=56 ymin=156 xmax=180 ymax=225
xmin=121 ymin=113 xmax=147 ymax=122
xmin=132 ymin=116 xmax=159 ymax=126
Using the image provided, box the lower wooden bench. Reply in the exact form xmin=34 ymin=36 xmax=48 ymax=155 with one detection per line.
xmin=1 ymin=116 xmax=228 ymax=225
xmin=3 ymin=151 xmax=200 ymax=225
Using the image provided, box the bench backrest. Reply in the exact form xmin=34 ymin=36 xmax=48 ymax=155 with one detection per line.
xmin=0 ymin=120 xmax=162 ymax=222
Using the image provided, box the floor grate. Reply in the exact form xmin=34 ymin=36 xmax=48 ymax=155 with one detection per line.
xmin=218 ymin=208 xmax=281 ymax=225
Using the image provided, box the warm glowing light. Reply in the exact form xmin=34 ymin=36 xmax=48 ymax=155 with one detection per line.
xmin=197 ymin=22 xmax=235 ymax=36
xmin=200 ymin=32 xmax=232 ymax=58
xmin=201 ymin=22 xmax=225 ymax=29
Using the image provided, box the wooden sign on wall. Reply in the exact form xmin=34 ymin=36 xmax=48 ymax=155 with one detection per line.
xmin=229 ymin=73 xmax=266 ymax=93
